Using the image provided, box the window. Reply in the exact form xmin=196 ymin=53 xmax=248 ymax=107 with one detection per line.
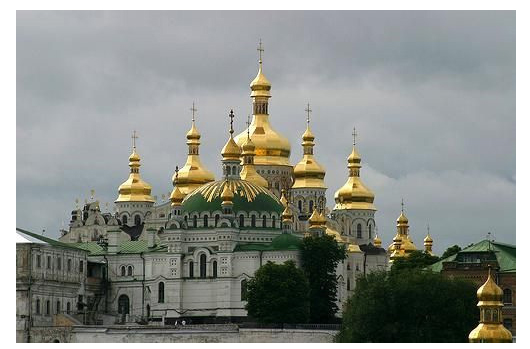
xmin=193 ymin=216 xmax=197 ymax=228
xmin=77 ymin=295 xmax=83 ymax=311
xmin=262 ymin=215 xmax=267 ymax=227
xmin=118 ymin=295 xmax=130 ymax=315
xmin=56 ymin=301 xmax=60 ymax=314
xmin=503 ymin=318 xmax=513 ymax=330
xmin=272 ymin=216 xmax=276 ymax=228
xmin=47 ymin=256 xmax=52 ymax=269
xmin=199 ymin=254 xmax=207 ymax=278
xmin=309 ymin=200 xmax=314 ymax=213
xmin=212 ymin=260 xmax=218 ymax=278
xmin=57 ymin=257 xmax=62 ymax=270
xmin=232 ymin=165 xmax=236 ymax=174
xmin=203 ymin=215 xmax=208 ymax=227
xmin=347 ymin=279 xmax=351 ymax=291
xmin=36 ymin=299 xmax=41 ymax=314
xmin=357 ymin=224 xmax=362 ymax=238
xmin=227 ymin=166 xmax=231 ymax=175
xmin=127 ymin=266 xmax=133 ymax=276
xmin=215 ymin=214 xmax=220 ymax=226
xmin=67 ymin=259 xmax=72 ymax=272
xmin=120 ymin=266 xmax=126 ymax=276
xmin=189 ymin=261 xmax=194 ymax=278
xmin=134 ymin=215 xmax=141 ymax=226
xmin=503 ymin=288 xmax=513 ymax=305
xmin=251 ymin=215 xmax=256 ymax=227
xmin=368 ymin=225 xmax=372 ymax=239
xmin=241 ymin=279 xmax=248 ymax=301
xmin=79 ymin=260 xmax=84 ymax=273
xmin=146 ymin=304 xmax=150 ymax=318
xmin=122 ymin=215 xmax=128 ymax=225
xmin=36 ymin=254 xmax=41 ymax=268
xmin=298 ymin=200 xmax=302 ymax=212
xmin=158 ymin=282 xmax=165 ymax=303
xmin=239 ymin=215 xmax=244 ymax=227
xmin=66 ymin=302 xmax=71 ymax=314
xmin=46 ymin=300 xmax=50 ymax=315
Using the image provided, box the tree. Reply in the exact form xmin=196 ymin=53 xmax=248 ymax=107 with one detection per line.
xmin=391 ymin=250 xmax=440 ymax=272
xmin=245 ymin=260 xmax=309 ymax=324
xmin=301 ymin=234 xmax=346 ymax=323
xmin=441 ymin=245 xmax=462 ymax=260
xmin=336 ymin=270 xmax=477 ymax=342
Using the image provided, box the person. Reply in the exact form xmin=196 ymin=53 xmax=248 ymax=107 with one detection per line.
xmin=181 ymin=320 xmax=186 ymax=326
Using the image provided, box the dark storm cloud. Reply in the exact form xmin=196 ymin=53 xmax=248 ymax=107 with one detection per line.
xmin=16 ymin=11 xmax=515 ymax=253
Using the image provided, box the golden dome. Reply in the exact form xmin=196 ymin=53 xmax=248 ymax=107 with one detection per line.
xmin=308 ymin=209 xmax=320 ymax=227
xmin=250 ymin=63 xmax=271 ymax=97
xmin=282 ymin=205 xmax=293 ymax=222
xmin=293 ymin=121 xmax=326 ymax=189
xmin=116 ymin=138 xmax=155 ymax=203
xmin=280 ymin=189 xmax=288 ymax=207
xmin=170 ymin=185 xmax=185 ymax=207
xmin=477 ymin=271 xmax=503 ymax=305
xmin=334 ymin=138 xmax=376 ymax=210
xmin=240 ymin=136 xmax=269 ymax=187
xmin=176 ymin=119 xmax=215 ymax=195
xmin=221 ymin=182 xmax=234 ymax=205
xmin=221 ymin=137 xmax=242 ymax=161
xmin=374 ymin=234 xmax=382 ymax=247
xmin=397 ymin=211 xmax=409 ymax=224
xmin=424 ymin=233 xmax=433 ymax=243
xmin=400 ymin=234 xmax=417 ymax=252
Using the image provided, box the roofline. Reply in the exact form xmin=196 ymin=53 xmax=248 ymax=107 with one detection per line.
xmin=16 ymin=228 xmax=86 ymax=252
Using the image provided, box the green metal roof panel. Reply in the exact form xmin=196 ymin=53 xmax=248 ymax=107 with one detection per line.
xmin=16 ymin=228 xmax=86 ymax=251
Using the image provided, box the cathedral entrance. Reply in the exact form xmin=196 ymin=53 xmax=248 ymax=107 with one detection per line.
xmin=118 ymin=294 xmax=130 ymax=323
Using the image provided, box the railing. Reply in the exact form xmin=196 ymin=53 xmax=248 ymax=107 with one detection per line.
xmin=238 ymin=323 xmax=341 ymax=331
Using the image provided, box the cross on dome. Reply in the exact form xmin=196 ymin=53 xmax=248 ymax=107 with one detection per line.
xmin=131 ymin=130 xmax=138 ymax=150
xmin=305 ymin=103 xmax=312 ymax=124
xmin=190 ymin=102 xmax=197 ymax=122
xmin=257 ymin=39 xmax=264 ymax=64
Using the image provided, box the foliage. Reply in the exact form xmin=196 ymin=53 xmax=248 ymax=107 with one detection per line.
xmin=391 ymin=250 xmax=440 ymax=272
xmin=301 ymin=234 xmax=347 ymax=323
xmin=245 ymin=260 xmax=310 ymax=324
xmin=441 ymin=245 xmax=462 ymax=260
xmin=336 ymin=270 xmax=477 ymax=342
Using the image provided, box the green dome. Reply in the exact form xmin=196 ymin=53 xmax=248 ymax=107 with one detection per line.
xmin=271 ymin=233 xmax=302 ymax=250
xmin=182 ymin=179 xmax=284 ymax=215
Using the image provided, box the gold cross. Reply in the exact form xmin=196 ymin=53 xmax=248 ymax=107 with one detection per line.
xmin=257 ymin=39 xmax=264 ymax=63
xmin=352 ymin=127 xmax=357 ymax=146
xmin=90 ymin=189 xmax=95 ymax=200
xmin=305 ymin=103 xmax=312 ymax=124
xmin=190 ymin=102 xmax=197 ymax=122
xmin=247 ymin=114 xmax=251 ymax=139
xmin=401 ymin=198 xmax=405 ymax=213
xmin=132 ymin=130 xmax=138 ymax=149
xmin=229 ymin=109 xmax=235 ymax=135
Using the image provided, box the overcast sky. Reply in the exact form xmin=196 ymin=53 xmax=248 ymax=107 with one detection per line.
xmin=16 ymin=11 xmax=515 ymax=254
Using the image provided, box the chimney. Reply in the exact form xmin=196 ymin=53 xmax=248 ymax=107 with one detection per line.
xmin=107 ymin=229 xmax=120 ymax=254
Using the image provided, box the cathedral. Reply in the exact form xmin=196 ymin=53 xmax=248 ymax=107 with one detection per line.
xmin=47 ymin=42 xmax=434 ymax=323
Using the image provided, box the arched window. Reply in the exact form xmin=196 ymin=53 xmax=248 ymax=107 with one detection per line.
xmin=121 ymin=266 xmax=126 ymax=276
xmin=272 ymin=216 xmax=276 ymax=228
xmin=46 ymin=300 xmax=50 ymax=315
xmin=158 ymin=282 xmax=165 ymax=303
xmin=212 ymin=260 xmax=218 ymax=278
xmin=298 ymin=200 xmax=302 ymax=212
xmin=203 ymin=215 xmax=208 ymax=227
xmin=36 ymin=299 xmax=41 ymax=314
xmin=227 ymin=166 xmax=231 ymax=175
xmin=146 ymin=304 xmax=150 ymax=318
xmin=200 ymin=254 xmax=207 ymax=278
xmin=232 ymin=165 xmax=236 ymax=175
xmin=215 ymin=214 xmax=220 ymax=226
xmin=309 ymin=200 xmax=314 ymax=213
xmin=251 ymin=215 xmax=256 ymax=227
xmin=239 ymin=215 xmax=245 ymax=227
xmin=134 ymin=215 xmax=141 ymax=226
xmin=66 ymin=302 xmax=71 ymax=314
xmin=118 ymin=295 xmax=130 ymax=315
xmin=193 ymin=216 xmax=197 ymax=227
xmin=127 ymin=266 xmax=133 ymax=276
xmin=67 ymin=259 xmax=72 ymax=272
xmin=503 ymin=288 xmax=512 ymax=305
xmin=56 ymin=300 xmax=60 ymax=314
xmin=262 ymin=215 xmax=267 ymax=227
xmin=357 ymin=224 xmax=362 ymax=238
xmin=241 ymin=279 xmax=248 ymax=301
xmin=368 ymin=225 xmax=372 ymax=239
xmin=122 ymin=215 xmax=128 ymax=225
xmin=189 ymin=261 xmax=194 ymax=278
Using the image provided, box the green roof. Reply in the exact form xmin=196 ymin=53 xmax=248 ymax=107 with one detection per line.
xmin=427 ymin=240 xmax=515 ymax=273
xmin=16 ymin=228 xmax=85 ymax=251
xmin=234 ymin=233 xmax=302 ymax=252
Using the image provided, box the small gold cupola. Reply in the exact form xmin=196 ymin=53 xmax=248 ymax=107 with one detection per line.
xmin=469 ymin=268 xmax=513 ymax=343
xmin=334 ymin=128 xmax=376 ymax=210
xmin=280 ymin=189 xmax=288 ymax=207
xmin=388 ymin=200 xmax=417 ymax=256
xmin=115 ymin=131 xmax=155 ymax=203
xmin=234 ymin=40 xmax=291 ymax=166
xmin=293 ymin=104 xmax=326 ymax=190
xmin=424 ymin=225 xmax=434 ymax=255
xmin=175 ymin=103 xmax=215 ymax=195
xmin=240 ymin=115 xmax=269 ymax=187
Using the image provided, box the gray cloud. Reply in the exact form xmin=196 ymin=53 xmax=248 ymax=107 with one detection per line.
xmin=16 ymin=11 xmax=515 ymax=254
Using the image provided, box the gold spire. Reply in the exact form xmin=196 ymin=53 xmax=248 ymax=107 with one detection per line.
xmin=116 ymin=131 xmax=155 ymax=203
xmin=170 ymin=169 xmax=185 ymax=207
xmin=334 ymin=128 xmax=376 ymax=210
xmin=280 ymin=189 xmax=288 ymax=207
xmin=281 ymin=192 xmax=293 ymax=223
xmin=424 ymin=224 xmax=434 ymax=255
xmin=388 ymin=201 xmax=417 ymax=256
xmin=373 ymin=234 xmax=382 ymax=247
xmin=221 ymin=109 xmax=242 ymax=161
xmin=175 ymin=103 xmax=215 ymax=195
xmin=234 ymin=40 xmax=291 ymax=166
xmin=469 ymin=268 xmax=513 ymax=343
xmin=293 ymin=103 xmax=327 ymax=189
xmin=221 ymin=182 xmax=234 ymax=205
xmin=240 ymin=114 xmax=269 ymax=187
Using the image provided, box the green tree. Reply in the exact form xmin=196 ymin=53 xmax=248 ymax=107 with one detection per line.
xmin=301 ymin=234 xmax=346 ymax=323
xmin=245 ymin=260 xmax=309 ymax=324
xmin=336 ymin=270 xmax=477 ymax=342
xmin=441 ymin=245 xmax=462 ymax=259
xmin=391 ymin=250 xmax=440 ymax=272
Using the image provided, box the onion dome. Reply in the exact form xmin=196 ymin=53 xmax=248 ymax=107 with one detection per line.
xmin=373 ymin=234 xmax=382 ymax=247
xmin=234 ymin=41 xmax=291 ymax=166
xmin=397 ymin=211 xmax=409 ymax=224
xmin=115 ymin=134 xmax=155 ymax=203
xmin=282 ymin=205 xmax=294 ymax=222
xmin=308 ymin=209 xmax=320 ymax=228
xmin=293 ymin=109 xmax=326 ymax=189
xmin=240 ymin=134 xmax=268 ymax=187
xmin=181 ymin=179 xmax=283 ymax=217
xmin=469 ymin=269 xmax=513 ymax=343
xmin=280 ymin=189 xmax=288 ymax=207
xmin=176 ymin=115 xmax=215 ymax=195
xmin=170 ymin=185 xmax=185 ymax=207
xmin=334 ymin=130 xmax=375 ymax=210
xmin=221 ymin=137 xmax=242 ymax=161
xmin=221 ymin=183 xmax=234 ymax=205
